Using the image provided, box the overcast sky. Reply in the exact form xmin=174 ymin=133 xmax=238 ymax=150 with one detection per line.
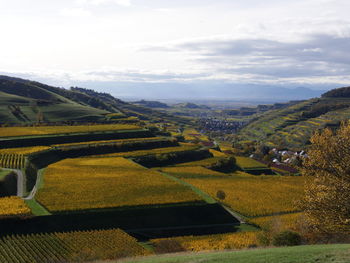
xmin=0 ymin=0 xmax=349 ymax=96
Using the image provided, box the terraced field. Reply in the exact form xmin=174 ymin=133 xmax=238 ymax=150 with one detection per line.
xmin=0 ymin=122 xmax=307 ymax=261
xmin=0 ymin=197 xmax=31 ymax=217
xmin=183 ymin=174 xmax=303 ymax=217
xmin=249 ymin=212 xmax=304 ymax=231
xmin=0 ymin=228 xmax=148 ymax=262
xmin=0 ymin=124 xmax=140 ymax=138
xmin=36 ymin=157 xmax=203 ymax=212
xmin=161 ymin=166 xmax=227 ymax=177
xmin=235 ymin=156 xmax=274 ymax=175
xmin=151 ymin=231 xmax=259 ymax=252
xmin=236 ymin=97 xmax=350 ymax=149
xmin=97 ymin=144 xmax=200 ymax=158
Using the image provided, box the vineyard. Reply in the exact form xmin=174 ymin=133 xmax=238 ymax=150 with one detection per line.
xmin=96 ymin=144 xmax=200 ymax=158
xmin=36 ymin=157 xmax=202 ymax=212
xmin=0 ymin=228 xmax=148 ymax=263
xmin=0 ymin=197 xmax=31 ymax=217
xmin=0 ymin=154 xmax=25 ymax=169
xmin=183 ymin=174 xmax=304 ymax=216
xmin=151 ymin=231 xmax=258 ymax=252
xmin=0 ymin=124 xmax=140 ymax=138
xmin=249 ymin=212 xmax=304 ymax=231
xmin=174 ymin=157 xmax=222 ymax=167
xmin=0 ymin=122 xmax=307 ymax=261
xmin=161 ymin=166 xmax=227 ymax=177
xmin=0 ymin=146 xmax=50 ymax=155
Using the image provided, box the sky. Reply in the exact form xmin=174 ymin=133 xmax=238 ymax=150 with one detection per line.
xmin=0 ymin=0 xmax=349 ymax=98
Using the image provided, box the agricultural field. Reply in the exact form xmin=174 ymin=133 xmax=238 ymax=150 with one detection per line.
xmin=151 ymin=231 xmax=258 ymax=252
xmin=0 ymin=228 xmax=148 ymax=263
xmin=51 ymin=137 xmax=162 ymax=147
xmin=0 ymin=124 xmax=140 ymax=138
xmin=209 ymin=149 xmax=227 ymax=157
xmin=235 ymin=156 xmax=267 ymax=169
xmin=36 ymin=157 xmax=202 ymax=212
xmin=249 ymin=212 xmax=304 ymax=231
xmin=174 ymin=157 xmax=222 ymax=167
xmin=0 ymin=146 xmax=50 ymax=155
xmin=96 ymin=144 xmax=199 ymax=158
xmin=183 ymin=174 xmax=304 ymax=217
xmin=0 ymin=154 xmax=25 ymax=169
xmin=160 ymin=166 xmax=227 ymax=178
xmin=0 ymin=196 xmax=31 ymax=217
xmin=236 ymin=97 xmax=350 ymax=149
xmin=235 ymin=156 xmax=274 ymax=175
xmin=183 ymin=128 xmax=209 ymax=142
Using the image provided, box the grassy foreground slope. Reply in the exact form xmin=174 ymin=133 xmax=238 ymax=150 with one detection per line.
xmin=123 ymin=244 xmax=350 ymax=263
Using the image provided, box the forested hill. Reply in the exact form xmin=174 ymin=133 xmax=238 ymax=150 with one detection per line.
xmin=322 ymin=86 xmax=350 ymax=98
xmin=235 ymin=87 xmax=350 ymax=150
xmin=0 ymin=75 xmax=190 ymax=125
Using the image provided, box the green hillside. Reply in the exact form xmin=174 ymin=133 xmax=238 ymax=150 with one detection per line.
xmin=0 ymin=76 xmax=191 ymax=125
xmin=123 ymin=244 xmax=350 ymax=263
xmin=236 ymin=87 xmax=350 ymax=150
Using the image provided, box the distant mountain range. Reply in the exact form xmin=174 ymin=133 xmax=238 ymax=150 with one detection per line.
xmin=67 ymin=81 xmax=326 ymax=101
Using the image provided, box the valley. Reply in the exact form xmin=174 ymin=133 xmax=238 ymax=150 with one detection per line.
xmin=0 ymin=76 xmax=349 ymax=262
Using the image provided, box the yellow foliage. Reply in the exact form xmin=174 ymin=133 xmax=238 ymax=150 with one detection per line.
xmin=0 ymin=124 xmax=140 ymax=138
xmin=52 ymin=137 xmax=164 ymax=147
xmin=0 ymin=196 xmax=31 ymax=216
xmin=209 ymin=149 xmax=227 ymax=157
xmin=175 ymin=157 xmax=222 ymax=167
xmin=235 ymin=156 xmax=267 ymax=169
xmin=98 ymin=145 xmax=199 ymax=158
xmin=161 ymin=166 xmax=226 ymax=177
xmin=0 ymin=228 xmax=149 ymax=262
xmin=56 ymin=228 xmax=150 ymax=260
xmin=152 ymin=231 xmax=258 ymax=252
xmin=36 ymin=157 xmax=202 ymax=212
xmin=184 ymin=174 xmax=304 ymax=216
xmin=302 ymin=122 xmax=350 ymax=232
xmin=0 ymin=146 xmax=50 ymax=155
xmin=183 ymin=128 xmax=209 ymax=141
xmin=0 ymin=154 xmax=25 ymax=169
xmin=249 ymin=212 xmax=304 ymax=231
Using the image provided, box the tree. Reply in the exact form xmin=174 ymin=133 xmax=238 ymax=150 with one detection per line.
xmin=216 ymin=190 xmax=226 ymax=201
xmin=301 ymin=122 xmax=350 ymax=234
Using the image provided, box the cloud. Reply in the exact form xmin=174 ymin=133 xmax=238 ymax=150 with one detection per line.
xmin=60 ymin=8 xmax=91 ymax=17
xmin=76 ymin=0 xmax=131 ymax=6
xmin=142 ymin=33 xmax=350 ymax=82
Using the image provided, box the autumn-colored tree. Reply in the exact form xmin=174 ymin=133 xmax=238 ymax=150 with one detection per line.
xmin=301 ymin=122 xmax=350 ymax=234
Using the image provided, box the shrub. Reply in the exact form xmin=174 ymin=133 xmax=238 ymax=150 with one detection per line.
xmin=153 ymin=239 xmax=185 ymax=254
xmin=272 ymin=230 xmax=302 ymax=246
xmin=216 ymin=190 xmax=226 ymax=201
xmin=257 ymin=231 xmax=271 ymax=246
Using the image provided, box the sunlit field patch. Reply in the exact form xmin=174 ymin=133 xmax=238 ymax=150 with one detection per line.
xmin=36 ymin=157 xmax=202 ymax=212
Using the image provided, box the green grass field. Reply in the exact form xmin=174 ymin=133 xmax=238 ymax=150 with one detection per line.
xmin=122 ymin=244 xmax=350 ymax=263
xmin=0 ymin=169 xmax=10 ymax=180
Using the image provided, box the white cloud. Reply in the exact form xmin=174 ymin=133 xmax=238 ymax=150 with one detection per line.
xmin=60 ymin=8 xmax=91 ymax=17
xmin=76 ymin=0 xmax=131 ymax=6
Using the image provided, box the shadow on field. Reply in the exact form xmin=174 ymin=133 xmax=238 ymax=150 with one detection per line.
xmin=0 ymin=203 xmax=240 ymax=240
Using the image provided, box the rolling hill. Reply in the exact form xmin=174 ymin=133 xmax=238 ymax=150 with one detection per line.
xmin=0 ymin=76 xmax=190 ymax=125
xmin=236 ymin=86 xmax=350 ymax=150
